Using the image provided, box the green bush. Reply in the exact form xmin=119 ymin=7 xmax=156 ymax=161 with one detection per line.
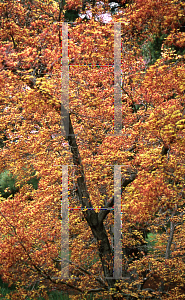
xmin=142 ymin=33 xmax=167 ymax=65
xmin=0 ymin=170 xmax=18 ymax=198
xmin=146 ymin=232 xmax=157 ymax=253
xmin=0 ymin=169 xmax=40 ymax=199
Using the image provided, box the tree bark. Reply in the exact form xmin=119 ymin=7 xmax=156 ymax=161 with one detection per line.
xmin=61 ymin=107 xmax=137 ymax=295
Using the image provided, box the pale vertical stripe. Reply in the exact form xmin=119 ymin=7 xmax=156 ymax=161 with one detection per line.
xmin=61 ymin=22 xmax=69 ymax=137
xmin=61 ymin=165 xmax=69 ymax=278
xmin=114 ymin=22 xmax=122 ymax=135
xmin=114 ymin=165 xmax=122 ymax=279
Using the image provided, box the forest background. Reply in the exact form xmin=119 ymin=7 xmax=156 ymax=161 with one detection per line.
xmin=0 ymin=0 xmax=185 ymax=299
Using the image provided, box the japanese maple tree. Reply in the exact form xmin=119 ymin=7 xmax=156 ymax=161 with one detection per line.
xmin=0 ymin=0 xmax=185 ymax=299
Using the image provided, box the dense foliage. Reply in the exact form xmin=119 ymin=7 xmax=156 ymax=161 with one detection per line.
xmin=0 ymin=0 xmax=185 ymax=299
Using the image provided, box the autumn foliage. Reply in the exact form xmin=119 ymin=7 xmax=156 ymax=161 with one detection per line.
xmin=0 ymin=0 xmax=185 ymax=299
